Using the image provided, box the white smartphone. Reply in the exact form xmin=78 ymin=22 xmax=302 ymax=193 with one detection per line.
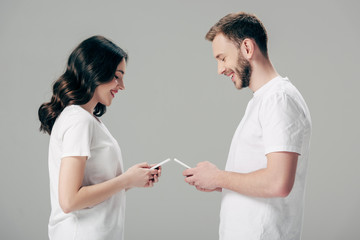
xmin=174 ymin=158 xmax=191 ymax=169
xmin=150 ymin=158 xmax=171 ymax=170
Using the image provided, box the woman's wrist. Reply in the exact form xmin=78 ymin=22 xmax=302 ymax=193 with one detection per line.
xmin=116 ymin=172 xmax=131 ymax=191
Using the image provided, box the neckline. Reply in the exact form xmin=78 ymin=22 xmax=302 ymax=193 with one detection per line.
xmin=70 ymin=105 xmax=102 ymax=124
xmin=253 ymin=75 xmax=282 ymax=98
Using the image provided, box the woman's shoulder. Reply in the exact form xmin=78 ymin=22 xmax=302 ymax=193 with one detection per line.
xmin=61 ymin=105 xmax=94 ymax=121
xmin=54 ymin=105 xmax=96 ymax=132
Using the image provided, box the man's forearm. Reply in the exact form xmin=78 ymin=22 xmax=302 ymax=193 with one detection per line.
xmin=215 ymin=169 xmax=283 ymax=197
xmin=215 ymin=152 xmax=298 ymax=198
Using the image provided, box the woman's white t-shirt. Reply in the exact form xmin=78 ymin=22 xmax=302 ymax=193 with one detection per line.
xmin=48 ymin=105 xmax=125 ymax=240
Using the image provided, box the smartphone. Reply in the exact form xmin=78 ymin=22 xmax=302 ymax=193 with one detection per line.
xmin=174 ymin=158 xmax=191 ymax=169
xmin=150 ymin=158 xmax=171 ymax=170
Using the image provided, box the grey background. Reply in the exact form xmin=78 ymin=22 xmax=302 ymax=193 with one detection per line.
xmin=0 ymin=0 xmax=359 ymax=239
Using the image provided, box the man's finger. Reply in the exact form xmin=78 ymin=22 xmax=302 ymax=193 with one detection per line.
xmin=183 ymin=168 xmax=194 ymax=176
xmin=185 ymin=176 xmax=195 ymax=184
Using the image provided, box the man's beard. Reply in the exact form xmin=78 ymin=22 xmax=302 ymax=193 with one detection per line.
xmin=235 ymin=54 xmax=252 ymax=89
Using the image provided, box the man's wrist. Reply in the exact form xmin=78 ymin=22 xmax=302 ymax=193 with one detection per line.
xmin=215 ymin=170 xmax=225 ymax=189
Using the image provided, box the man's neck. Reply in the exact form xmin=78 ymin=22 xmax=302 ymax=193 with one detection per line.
xmin=249 ymin=58 xmax=278 ymax=93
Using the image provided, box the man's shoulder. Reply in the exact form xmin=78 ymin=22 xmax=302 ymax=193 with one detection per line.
xmin=261 ymin=77 xmax=302 ymax=102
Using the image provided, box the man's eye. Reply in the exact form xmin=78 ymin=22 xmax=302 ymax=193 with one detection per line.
xmin=222 ymin=58 xmax=225 ymax=62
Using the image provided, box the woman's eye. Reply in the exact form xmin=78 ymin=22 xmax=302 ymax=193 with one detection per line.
xmin=114 ymin=75 xmax=119 ymax=79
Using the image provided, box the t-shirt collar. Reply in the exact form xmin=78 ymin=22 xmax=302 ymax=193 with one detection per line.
xmin=253 ymin=75 xmax=283 ymax=97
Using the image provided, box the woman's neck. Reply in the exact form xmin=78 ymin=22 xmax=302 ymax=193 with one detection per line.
xmin=81 ymin=99 xmax=97 ymax=115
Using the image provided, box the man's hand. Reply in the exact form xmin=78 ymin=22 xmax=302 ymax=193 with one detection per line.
xmin=195 ymin=186 xmax=222 ymax=192
xmin=183 ymin=161 xmax=222 ymax=191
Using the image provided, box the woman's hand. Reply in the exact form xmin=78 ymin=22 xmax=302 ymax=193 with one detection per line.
xmin=149 ymin=164 xmax=162 ymax=184
xmin=124 ymin=162 xmax=159 ymax=188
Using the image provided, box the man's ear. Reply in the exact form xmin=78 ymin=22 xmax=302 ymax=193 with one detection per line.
xmin=240 ymin=38 xmax=255 ymax=60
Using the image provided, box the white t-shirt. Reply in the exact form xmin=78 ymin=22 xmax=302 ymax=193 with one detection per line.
xmin=220 ymin=76 xmax=312 ymax=240
xmin=48 ymin=105 xmax=125 ymax=240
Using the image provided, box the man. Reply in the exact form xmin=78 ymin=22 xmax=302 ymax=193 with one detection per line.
xmin=183 ymin=12 xmax=312 ymax=240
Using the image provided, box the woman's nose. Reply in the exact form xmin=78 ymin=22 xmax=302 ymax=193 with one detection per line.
xmin=116 ymin=79 xmax=125 ymax=90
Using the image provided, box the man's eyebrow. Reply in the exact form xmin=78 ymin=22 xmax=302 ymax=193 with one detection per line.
xmin=116 ymin=70 xmax=125 ymax=75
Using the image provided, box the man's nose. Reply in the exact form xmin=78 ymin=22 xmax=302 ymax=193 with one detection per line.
xmin=217 ymin=63 xmax=225 ymax=75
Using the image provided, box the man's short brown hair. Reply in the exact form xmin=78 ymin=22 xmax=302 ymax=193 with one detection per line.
xmin=205 ymin=12 xmax=268 ymax=58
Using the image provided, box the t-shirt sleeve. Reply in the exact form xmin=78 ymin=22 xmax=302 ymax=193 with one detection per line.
xmin=61 ymin=114 xmax=94 ymax=159
xmin=259 ymin=92 xmax=306 ymax=155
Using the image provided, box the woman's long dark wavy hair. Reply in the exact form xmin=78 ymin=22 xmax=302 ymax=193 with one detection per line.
xmin=38 ymin=35 xmax=128 ymax=135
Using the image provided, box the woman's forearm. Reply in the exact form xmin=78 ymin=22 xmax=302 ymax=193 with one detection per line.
xmin=60 ymin=174 xmax=129 ymax=213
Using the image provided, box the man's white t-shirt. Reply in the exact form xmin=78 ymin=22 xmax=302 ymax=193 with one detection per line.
xmin=48 ymin=105 xmax=126 ymax=240
xmin=219 ymin=76 xmax=312 ymax=240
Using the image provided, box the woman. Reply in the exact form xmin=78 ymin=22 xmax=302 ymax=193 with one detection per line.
xmin=38 ymin=35 xmax=159 ymax=240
